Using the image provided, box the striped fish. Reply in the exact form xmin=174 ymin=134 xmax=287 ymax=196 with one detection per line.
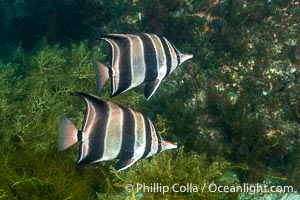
xmin=93 ymin=33 xmax=193 ymax=99
xmin=58 ymin=92 xmax=177 ymax=171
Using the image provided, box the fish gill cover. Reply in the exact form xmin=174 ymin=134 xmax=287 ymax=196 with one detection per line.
xmin=0 ymin=0 xmax=300 ymax=199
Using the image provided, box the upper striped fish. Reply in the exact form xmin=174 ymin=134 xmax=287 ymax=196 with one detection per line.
xmin=93 ymin=33 xmax=193 ymax=99
xmin=58 ymin=92 xmax=177 ymax=172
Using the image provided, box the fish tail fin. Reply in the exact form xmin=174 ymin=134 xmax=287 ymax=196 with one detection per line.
xmin=58 ymin=115 xmax=79 ymax=151
xmin=92 ymin=58 xmax=109 ymax=95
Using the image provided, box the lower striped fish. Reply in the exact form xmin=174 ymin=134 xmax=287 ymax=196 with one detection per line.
xmin=93 ymin=33 xmax=193 ymax=99
xmin=58 ymin=92 xmax=177 ymax=171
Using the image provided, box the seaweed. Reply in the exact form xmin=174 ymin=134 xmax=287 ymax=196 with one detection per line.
xmin=0 ymin=42 xmax=103 ymax=199
xmin=97 ymin=147 xmax=238 ymax=200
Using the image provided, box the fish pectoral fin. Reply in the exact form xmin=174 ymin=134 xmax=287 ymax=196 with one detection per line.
xmin=92 ymin=58 xmax=109 ymax=95
xmin=115 ymin=159 xmax=137 ymax=172
xmin=144 ymin=79 xmax=161 ymax=100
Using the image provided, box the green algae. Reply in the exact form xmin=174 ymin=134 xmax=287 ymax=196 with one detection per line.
xmin=0 ymin=42 xmax=103 ymax=200
xmin=98 ymin=147 xmax=238 ymax=200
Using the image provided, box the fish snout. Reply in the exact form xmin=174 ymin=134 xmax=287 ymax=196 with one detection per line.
xmin=162 ymin=141 xmax=178 ymax=151
xmin=179 ymin=53 xmax=193 ymax=65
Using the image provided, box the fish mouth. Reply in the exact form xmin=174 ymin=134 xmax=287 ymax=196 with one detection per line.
xmin=164 ymin=141 xmax=178 ymax=150
xmin=180 ymin=53 xmax=193 ymax=64
xmin=185 ymin=54 xmax=193 ymax=59
xmin=170 ymin=143 xmax=178 ymax=149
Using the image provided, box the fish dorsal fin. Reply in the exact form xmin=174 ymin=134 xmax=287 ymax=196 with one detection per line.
xmin=144 ymin=79 xmax=161 ymax=100
xmin=71 ymin=92 xmax=108 ymax=114
xmin=115 ymin=159 xmax=137 ymax=172
xmin=92 ymin=59 xmax=110 ymax=95
xmin=101 ymin=34 xmax=128 ymax=44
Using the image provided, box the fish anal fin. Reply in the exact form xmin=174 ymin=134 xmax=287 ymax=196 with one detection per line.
xmin=58 ymin=115 xmax=78 ymax=151
xmin=144 ymin=79 xmax=161 ymax=100
xmin=115 ymin=159 xmax=137 ymax=172
xmin=92 ymin=59 xmax=109 ymax=95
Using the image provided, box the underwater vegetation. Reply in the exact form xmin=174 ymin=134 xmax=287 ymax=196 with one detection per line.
xmin=0 ymin=0 xmax=300 ymax=199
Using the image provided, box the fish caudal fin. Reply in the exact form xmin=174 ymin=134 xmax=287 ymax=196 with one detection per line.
xmin=92 ymin=59 xmax=109 ymax=95
xmin=144 ymin=79 xmax=161 ymax=100
xmin=58 ymin=115 xmax=78 ymax=151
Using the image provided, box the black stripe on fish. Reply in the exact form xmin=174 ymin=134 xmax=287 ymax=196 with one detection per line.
xmin=155 ymin=127 xmax=162 ymax=154
xmin=77 ymin=130 xmax=83 ymax=141
xmin=117 ymin=106 xmax=136 ymax=159
xmin=150 ymin=34 xmax=167 ymax=78
xmin=141 ymin=116 xmax=153 ymax=158
xmin=105 ymin=35 xmax=132 ymax=97
xmin=160 ymin=36 xmax=172 ymax=77
xmin=140 ymin=34 xmax=158 ymax=82
xmin=148 ymin=119 xmax=159 ymax=156
xmin=169 ymin=42 xmax=181 ymax=67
